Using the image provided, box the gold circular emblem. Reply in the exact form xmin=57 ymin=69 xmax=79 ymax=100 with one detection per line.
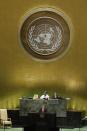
xmin=20 ymin=8 xmax=70 ymax=60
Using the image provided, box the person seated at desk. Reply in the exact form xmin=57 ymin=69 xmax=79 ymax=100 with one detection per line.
xmin=52 ymin=92 xmax=58 ymax=99
xmin=40 ymin=91 xmax=49 ymax=100
xmin=33 ymin=94 xmax=39 ymax=100
xmin=52 ymin=92 xmax=64 ymax=99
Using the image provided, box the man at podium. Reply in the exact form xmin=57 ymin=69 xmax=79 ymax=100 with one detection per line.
xmin=40 ymin=91 xmax=49 ymax=100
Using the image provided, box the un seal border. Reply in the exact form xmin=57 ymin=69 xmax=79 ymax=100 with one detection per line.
xmin=20 ymin=8 xmax=70 ymax=60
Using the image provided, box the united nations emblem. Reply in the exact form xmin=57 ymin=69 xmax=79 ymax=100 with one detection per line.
xmin=20 ymin=9 xmax=70 ymax=60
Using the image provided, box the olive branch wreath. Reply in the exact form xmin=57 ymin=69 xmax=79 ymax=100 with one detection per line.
xmin=28 ymin=25 xmax=62 ymax=54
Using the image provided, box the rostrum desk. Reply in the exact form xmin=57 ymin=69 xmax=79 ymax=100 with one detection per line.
xmin=7 ymin=98 xmax=85 ymax=131
xmin=20 ymin=98 xmax=67 ymax=131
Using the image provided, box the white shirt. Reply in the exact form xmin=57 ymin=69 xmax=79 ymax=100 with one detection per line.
xmin=40 ymin=94 xmax=49 ymax=99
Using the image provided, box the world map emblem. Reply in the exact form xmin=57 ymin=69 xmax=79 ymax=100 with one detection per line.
xmin=20 ymin=9 xmax=70 ymax=60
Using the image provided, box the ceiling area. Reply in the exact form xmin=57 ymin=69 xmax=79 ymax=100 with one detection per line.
xmin=0 ymin=0 xmax=87 ymax=111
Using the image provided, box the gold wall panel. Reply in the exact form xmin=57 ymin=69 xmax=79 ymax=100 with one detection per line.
xmin=0 ymin=0 xmax=87 ymax=112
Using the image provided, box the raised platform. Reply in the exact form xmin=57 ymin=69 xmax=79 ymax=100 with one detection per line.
xmin=7 ymin=109 xmax=85 ymax=131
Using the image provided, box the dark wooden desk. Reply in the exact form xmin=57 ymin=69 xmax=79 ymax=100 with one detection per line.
xmin=7 ymin=109 xmax=85 ymax=131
